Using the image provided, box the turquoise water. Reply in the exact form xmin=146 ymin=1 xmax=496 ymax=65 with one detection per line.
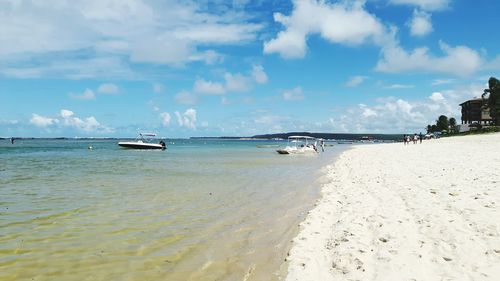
xmin=0 ymin=139 xmax=346 ymax=281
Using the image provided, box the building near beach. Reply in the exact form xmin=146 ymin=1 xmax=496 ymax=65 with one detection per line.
xmin=459 ymin=98 xmax=493 ymax=125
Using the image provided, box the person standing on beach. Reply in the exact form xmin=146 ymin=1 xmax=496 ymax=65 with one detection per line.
xmin=413 ymin=133 xmax=418 ymax=144
xmin=419 ymin=132 xmax=423 ymax=144
xmin=403 ymin=134 xmax=407 ymax=145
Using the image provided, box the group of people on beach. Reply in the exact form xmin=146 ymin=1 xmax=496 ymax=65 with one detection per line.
xmin=403 ymin=133 xmax=424 ymax=145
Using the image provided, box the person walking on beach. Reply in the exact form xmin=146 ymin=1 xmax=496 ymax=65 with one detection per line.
xmin=419 ymin=132 xmax=423 ymax=144
xmin=413 ymin=133 xmax=418 ymax=144
xmin=403 ymin=134 xmax=407 ymax=145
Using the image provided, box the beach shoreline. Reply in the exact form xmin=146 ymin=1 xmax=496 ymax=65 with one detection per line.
xmin=284 ymin=133 xmax=500 ymax=280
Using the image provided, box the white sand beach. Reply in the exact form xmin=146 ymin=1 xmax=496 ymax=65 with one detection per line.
xmin=285 ymin=133 xmax=500 ymax=281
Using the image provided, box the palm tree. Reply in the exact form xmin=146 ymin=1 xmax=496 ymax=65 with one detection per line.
xmin=449 ymin=118 xmax=457 ymax=133
xmin=482 ymin=77 xmax=500 ymax=125
xmin=436 ymin=115 xmax=449 ymax=132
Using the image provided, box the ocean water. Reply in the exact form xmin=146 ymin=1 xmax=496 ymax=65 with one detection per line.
xmin=0 ymin=139 xmax=347 ymax=281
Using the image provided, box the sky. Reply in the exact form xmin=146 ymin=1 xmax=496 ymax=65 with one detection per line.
xmin=1 ymin=0 xmax=499 ymax=138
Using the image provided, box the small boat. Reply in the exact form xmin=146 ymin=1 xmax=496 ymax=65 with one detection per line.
xmin=118 ymin=133 xmax=166 ymax=150
xmin=276 ymin=136 xmax=318 ymax=155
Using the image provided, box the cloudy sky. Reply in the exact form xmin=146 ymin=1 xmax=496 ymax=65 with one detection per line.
xmin=1 ymin=0 xmax=498 ymax=137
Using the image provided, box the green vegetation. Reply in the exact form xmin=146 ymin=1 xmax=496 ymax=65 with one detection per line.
xmin=426 ymin=115 xmax=457 ymax=134
xmin=482 ymin=77 xmax=500 ymax=125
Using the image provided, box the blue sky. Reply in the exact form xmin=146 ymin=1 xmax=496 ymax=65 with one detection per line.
xmin=1 ymin=0 xmax=499 ymax=137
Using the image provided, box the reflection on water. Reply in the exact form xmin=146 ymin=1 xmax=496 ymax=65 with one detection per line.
xmin=0 ymin=139 xmax=346 ymax=281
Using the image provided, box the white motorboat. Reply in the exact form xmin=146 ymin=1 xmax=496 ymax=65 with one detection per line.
xmin=276 ymin=136 xmax=318 ymax=155
xmin=118 ymin=133 xmax=166 ymax=150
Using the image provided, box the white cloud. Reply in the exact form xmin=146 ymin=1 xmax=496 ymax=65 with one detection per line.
xmin=327 ymin=83 xmax=484 ymax=133
xmin=389 ymin=0 xmax=449 ymax=11
xmin=283 ymin=87 xmax=304 ymax=101
xmin=346 ymin=75 xmax=368 ymax=87
xmin=0 ymin=0 xmax=263 ymax=77
xmin=194 ymin=65 xmax=267 ymax=95
xmin=224 ymin=72 xmax=251 ymax=92
xmin=376 ymin=41 xmax=483 ymax=77
xmin=194 ymin=79 xmax=226 ymax=95
xmin=429 ymin=91 xmax=445 ymax=102
xmin=60 ymin=109 xmax=74 ymax=119
xmin=384 ymin=84 xmax=415 ymax=89
xmin=263 ymin=0 xmax=386 ymax=58
xmin=188 ymin=50 xmax=224 ymax=65
xmin=159 ymin=112 xmax=171 ymax=127
xmin=359 ymin=104 xmax=378 ymax=117
xmin=70 ymin=89 xmax=96 ymax=100
xmin=29 ymin=109 xmax=112 ymax=133
xmin=252 ymin=65 xmax=268 ymax=84
xmin=408 ymin=10 xmax=433 ymax=36
xmin=97 ymin=83 xmax=119 ymax=94
xmin=0 ymin=56 xmax=135 ymax=79
xmin=0 ymin=119 xmax=18 ymax=125
xmin=59 ymin=109 xmax=107 ymax=132
xmin=153 ymin=83 xmax=165 ymax=93
xmin=175 ymin=90 xmax=198 ymax=105
xmin=30 ymin=114 xmax=59 ymax=127
xmin=175 ymin=108 xmax=197 ymax=129
xmin=431 ymin=78 xmax=455 ymax=86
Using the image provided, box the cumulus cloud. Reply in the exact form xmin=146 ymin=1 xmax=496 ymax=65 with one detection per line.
xmin=194 ymin=79 xmax=226 ymax=95
xmin=29 ymin=109 xmax=112 ymax=133
xmin=346 ymin=75 xmax=368 ymax=87
xmin=389 ymin=0 xmax=449 ymax=11
xmin=224 ymin=72 xmax=251 ymax=92
xmin=69 ymin=89 xmax=96 ymax=100
xmin=97 ymin=83 xmax=119 ymax=94
xmin=263 ymin=0 xmax=386 ymax=58
xmin=327 ymin=83 xmax=484 ymax=133
xmin=283 ymin=87 xmax=304 ymax=101
xmin=175 ymin=108 xmax=197 ymax=129
xmin=408 ymin=10 xmax=433 ymax=36
xmin=376 ymin=41 xmax=482 ymax=77
xmin=252 ymin=65 xmax=268 ymax=84
xmin=30 ymin=114 xmax=59 ymax=127
xmin=194 ymin=65 xmax=267 ymax=95
xmin=159 ymin=112 xmax=171 ymax=127
xmin=58 ymin=109 xmax=107 ymax=132
xmin=175 ymin=90 xmax=198 ymax=105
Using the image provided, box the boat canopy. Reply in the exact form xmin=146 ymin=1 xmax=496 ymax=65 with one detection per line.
xmin=140 ymin=133 xmax=157 ymax=137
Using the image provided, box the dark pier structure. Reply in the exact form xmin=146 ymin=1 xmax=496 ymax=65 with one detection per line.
xmin=459 ymin=98 xmax=493 ymax=125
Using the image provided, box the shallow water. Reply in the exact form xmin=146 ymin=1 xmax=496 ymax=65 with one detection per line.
xmin=0 ymin=139 xmax=347 ymax=281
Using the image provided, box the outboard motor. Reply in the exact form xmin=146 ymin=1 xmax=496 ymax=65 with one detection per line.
xmin=159 ymin=140 xmax=166 ymax=150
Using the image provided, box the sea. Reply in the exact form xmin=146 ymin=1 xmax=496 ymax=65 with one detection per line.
xmin=0 ymin=139 xmax=348 ymax=281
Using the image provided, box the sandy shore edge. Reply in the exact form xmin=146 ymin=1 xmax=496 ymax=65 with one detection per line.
xmin=285 ymin=133 xmax=500 ymax=281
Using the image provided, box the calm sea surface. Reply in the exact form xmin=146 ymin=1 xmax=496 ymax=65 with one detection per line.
xmin=0 ymin=139 xmax=347 ymax=281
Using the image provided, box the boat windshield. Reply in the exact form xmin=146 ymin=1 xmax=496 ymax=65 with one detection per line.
xmin=138 ymin=133 xmax=158 ymax=142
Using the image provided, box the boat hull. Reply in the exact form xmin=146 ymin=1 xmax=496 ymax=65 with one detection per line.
xmin=118 ymin=142 xmax=165 ymax=150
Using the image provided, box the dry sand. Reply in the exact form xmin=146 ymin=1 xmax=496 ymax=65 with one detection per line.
xmin=285 ymin=133 xmax=500 ymax=281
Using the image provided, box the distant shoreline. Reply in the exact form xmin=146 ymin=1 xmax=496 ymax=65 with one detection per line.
xmin=2 ymin=132 xmax=403 ymax=141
